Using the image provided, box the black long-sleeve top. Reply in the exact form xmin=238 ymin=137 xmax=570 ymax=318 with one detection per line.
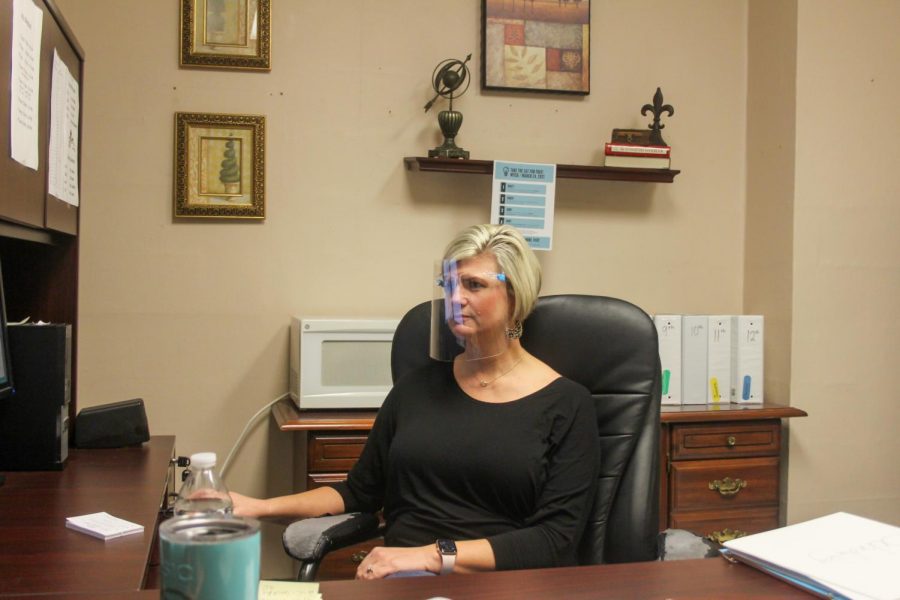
xmin=329 ymin=361 xmax=600 ymax=571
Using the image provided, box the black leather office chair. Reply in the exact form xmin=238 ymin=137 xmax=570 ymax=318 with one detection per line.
xmin=283 ymin=294 xmax=661 ymax=580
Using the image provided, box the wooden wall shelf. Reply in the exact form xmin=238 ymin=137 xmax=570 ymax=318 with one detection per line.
xmin=404 ymin=156 xmax=680 ymax=183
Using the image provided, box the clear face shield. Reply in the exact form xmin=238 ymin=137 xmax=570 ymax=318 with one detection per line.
xmin=430 ymin=259 xmax=512 ymax=362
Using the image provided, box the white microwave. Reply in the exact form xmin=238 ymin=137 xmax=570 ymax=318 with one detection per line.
xmin=289 ymin=317 xmax=400 ymax=410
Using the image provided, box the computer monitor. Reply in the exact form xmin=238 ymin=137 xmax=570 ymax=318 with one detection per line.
xmin=0 ymin=257 xmax=13 ymax=400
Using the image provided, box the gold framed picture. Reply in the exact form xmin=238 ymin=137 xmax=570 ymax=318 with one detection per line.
xmin=174 ymin=112 xmax=265 ymax=219
xmin=180 ymin=0 xmax=271 ymax=70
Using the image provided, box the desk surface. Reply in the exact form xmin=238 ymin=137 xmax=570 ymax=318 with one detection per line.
xmin=0 ymin=436 xmax=174 ymax=597
xmin=0 ymin=558 xmax=812 ymax=599
xmin=318 ymin=557 xmax=812 ymax=599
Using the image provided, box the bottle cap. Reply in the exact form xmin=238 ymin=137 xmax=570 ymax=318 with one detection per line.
xmin=190 ymin=452 xmax=217 ymax=469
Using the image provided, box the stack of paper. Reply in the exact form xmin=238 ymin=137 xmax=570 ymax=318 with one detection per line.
xmin=65 ymin=512 xmax=144 ymax=540
xmin=722 ymin=512 xmax=900 ymax=600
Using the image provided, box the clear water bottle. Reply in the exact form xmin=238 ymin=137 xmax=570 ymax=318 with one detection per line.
xmin=174 ymin=452 xmax=234 ymax=517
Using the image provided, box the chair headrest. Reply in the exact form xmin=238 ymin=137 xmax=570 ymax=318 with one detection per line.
xmin=392 ymin=294 xmax=658 ymax=397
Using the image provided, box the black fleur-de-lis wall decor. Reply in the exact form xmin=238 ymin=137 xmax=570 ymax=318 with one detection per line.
xmin=641 ymin=87 xmax=675 ymax=146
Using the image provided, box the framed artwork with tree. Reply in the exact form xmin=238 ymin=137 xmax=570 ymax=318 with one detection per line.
xmin=174 ymin=112 xmax=265 ymax=219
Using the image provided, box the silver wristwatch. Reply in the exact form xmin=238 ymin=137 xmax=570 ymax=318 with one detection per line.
xmin=435 ymin=538 xmax=457 ymax=575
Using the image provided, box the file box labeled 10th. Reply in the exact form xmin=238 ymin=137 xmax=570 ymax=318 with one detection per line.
xmin=681 ymin=316 xmax=709 ymax=405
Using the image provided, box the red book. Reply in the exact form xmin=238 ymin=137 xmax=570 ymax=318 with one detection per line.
xmin=605 ymin=142 xmax=671 ymax=157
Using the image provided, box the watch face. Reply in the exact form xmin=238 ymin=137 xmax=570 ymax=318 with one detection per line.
xmin=437 ymin=539 xmax=457 ymax=555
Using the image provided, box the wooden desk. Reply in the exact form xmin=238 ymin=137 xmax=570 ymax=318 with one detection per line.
xmin=660 ymin=403 xmax=807 ymax=540
xmin=0 ymin=436 xmax=175 ymax=597
xmin=317 ymin=558 xmax=811 ymax=599
xmin=9 ymin=558 xmax=812 ymax=599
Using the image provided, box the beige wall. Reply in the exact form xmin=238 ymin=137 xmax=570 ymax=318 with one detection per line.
xmin=746 ymin=0 xmax=796 ymax=411
xmin=53 ymin=0 xmax=898 ymax=578
xmin=787 ymin=0 xmax=900 ymax=524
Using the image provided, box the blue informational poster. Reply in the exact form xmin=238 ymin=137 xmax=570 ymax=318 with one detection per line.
xmin=490 ymin=161 xmax=556 ymax=251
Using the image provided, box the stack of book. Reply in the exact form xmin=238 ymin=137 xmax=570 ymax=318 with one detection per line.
xmin=604 ymin=141 xmax=671 ymax=169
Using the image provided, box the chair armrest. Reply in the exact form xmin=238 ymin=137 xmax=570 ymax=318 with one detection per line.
xmin=282 ymin=512 xmax=381 ymax=563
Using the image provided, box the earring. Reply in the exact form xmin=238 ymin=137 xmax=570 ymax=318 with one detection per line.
xmin=505 ymin=320 xmax=523 ymax=340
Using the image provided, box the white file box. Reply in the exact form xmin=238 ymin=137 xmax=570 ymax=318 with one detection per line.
xmin=654 ymin=315 xmax=682 ymax=405
xmin=731 ymin=315 xmax=764 ymax=404
xmin=706 ymin=316 xmax=731 ymax=404
xmin=681 ymin=316 xmax=709 ymax=405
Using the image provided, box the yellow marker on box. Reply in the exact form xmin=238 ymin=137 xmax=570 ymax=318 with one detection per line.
xmin=710 ymin=377 xmax=722 ymax=402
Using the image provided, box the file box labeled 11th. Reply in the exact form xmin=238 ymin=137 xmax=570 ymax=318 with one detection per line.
xmin=706 ymin=316 xmax=731 ymax=404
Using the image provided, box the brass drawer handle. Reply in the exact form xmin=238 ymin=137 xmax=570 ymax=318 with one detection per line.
xmin=727 ymin=435 xmax=737 ymax=447
xmin=706 ymin=528 xmax=748 ymax=544
xmin=708 ymin=477 xmax=747 ymax=496
xmin=350 ymin=551 xmax=369 ymax=564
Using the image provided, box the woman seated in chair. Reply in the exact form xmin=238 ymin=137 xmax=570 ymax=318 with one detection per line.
xmin=232 ymin=224 xmax=600 ymax=579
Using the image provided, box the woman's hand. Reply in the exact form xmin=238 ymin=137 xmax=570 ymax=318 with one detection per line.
xmin=229 ymin=491 xmax=269 ymax=518
xmin=355 ymin=545 xmax=441 ymax=580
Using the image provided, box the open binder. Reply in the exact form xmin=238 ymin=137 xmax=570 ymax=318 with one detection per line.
xmin=721 ymin=512 xmax=900 ymax=600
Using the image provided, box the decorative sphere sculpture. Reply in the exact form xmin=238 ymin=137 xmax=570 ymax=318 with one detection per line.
xmin=425 ymin=54 xmax=471 ymax=159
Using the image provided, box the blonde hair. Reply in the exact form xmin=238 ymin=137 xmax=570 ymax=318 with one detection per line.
xmin=442 ymin=224 xmax=542 ymax=323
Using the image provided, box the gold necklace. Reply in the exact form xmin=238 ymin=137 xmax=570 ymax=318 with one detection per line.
xmin=478 ymin=355 xmax=525 ymax=388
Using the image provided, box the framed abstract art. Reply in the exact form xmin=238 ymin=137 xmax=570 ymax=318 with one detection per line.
xmin=482 ymin=0 xmax=590 ymax=94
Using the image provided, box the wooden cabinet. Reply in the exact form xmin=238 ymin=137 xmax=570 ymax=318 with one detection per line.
xmin=273 ymin=402 xmax=381 ymax=580
xmin=660 ymin=404 xmax=807 ymax=543
xmin=275 ymin=399 xmax=807 ymax=577
xmin=304 ymin=432 xmax=383 ymax=580
xmin=307 ymin=432 xmax=370 ymax=489
xmin=1 ymin=0 xmax=83 ymax=417
xmin=1 ymin=0 xmax=82 ymax=234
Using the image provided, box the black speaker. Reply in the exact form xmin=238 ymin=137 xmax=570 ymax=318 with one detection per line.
xmin=74 ymin=398 xmax=150 ymax=449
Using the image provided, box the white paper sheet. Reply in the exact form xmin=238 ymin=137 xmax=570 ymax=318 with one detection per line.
xmin=47 ymin=50 xmax=80 ymax=206
xmin=10 ymin=0 xmax=43 ymax=170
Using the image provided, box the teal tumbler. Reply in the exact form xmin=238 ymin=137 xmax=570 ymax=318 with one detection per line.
xmin=159 ymin=515 xmax=260 ymax=600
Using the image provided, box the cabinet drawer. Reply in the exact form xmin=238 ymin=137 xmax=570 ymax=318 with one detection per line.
xmin=671 ymin=420 xmax=780 ymax=460
xmin=670 ymin=507 xmax=778 ymax=539
xmin=308 ymin=434 xmax=367 ymax=473
xmin=670 ymin=457 xmax=778 ymax=511
xmin=307 ymin=472 xmax=349 ymax=490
